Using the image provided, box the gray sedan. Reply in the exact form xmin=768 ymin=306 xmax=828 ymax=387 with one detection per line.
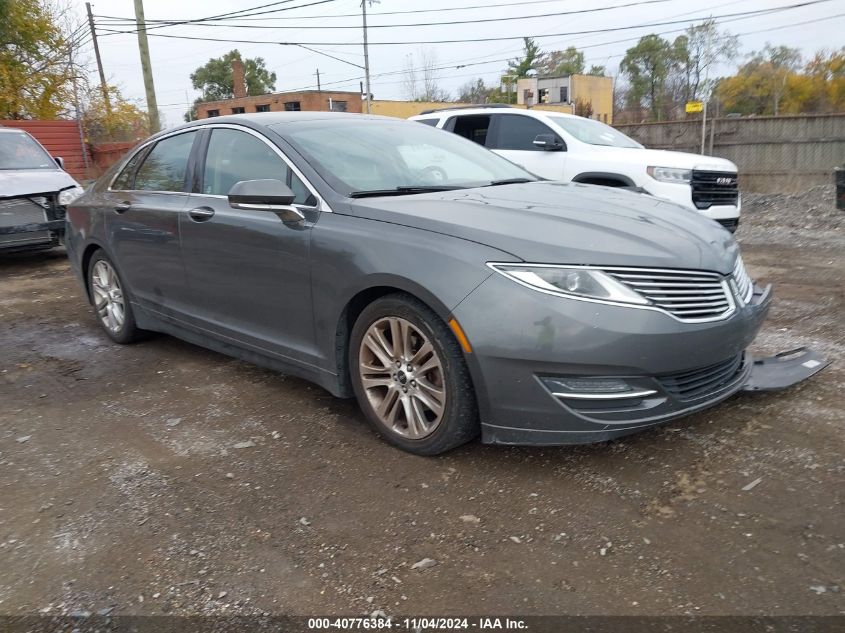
xmin=65 ymin=113 xmax=826 ymax=454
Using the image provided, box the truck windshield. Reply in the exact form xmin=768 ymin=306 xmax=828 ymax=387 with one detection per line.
xmin=548 ymin=117 xmax=643 ymax=149
xmin=0 ymin=132 xmax=56 ymax=170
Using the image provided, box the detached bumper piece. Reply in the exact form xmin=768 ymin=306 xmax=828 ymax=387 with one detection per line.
xmin=742 ymin=347 xmax=830 ymax=392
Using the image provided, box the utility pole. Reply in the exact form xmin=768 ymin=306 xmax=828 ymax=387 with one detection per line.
xmin=361 ymin=0 xmax=374 ymax=113
xmin=85 ymin=2 xmax=110 ymax=113
xmin=315 ymin=68 xmax=321 ymax=92
xmin=133 ymin=0 xmax=160 ymax=132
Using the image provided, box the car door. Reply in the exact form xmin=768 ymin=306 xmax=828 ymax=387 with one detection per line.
xmin=179 ymin=125 xmax=320 ymax=365
xmin=486 ymin=114 xmax=566 ymax=180
xmin=107 ymin=130 xmax=199 ymax=318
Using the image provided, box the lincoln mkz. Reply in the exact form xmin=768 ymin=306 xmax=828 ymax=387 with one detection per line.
xmin=65 ymin=113 xmax=826 ymax=454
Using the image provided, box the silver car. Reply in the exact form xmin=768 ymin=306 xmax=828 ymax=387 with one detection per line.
xmin=64 ymin=113 xmax=826 ymax=454
xmin=0 ymin=127 xmax=84 ymax=252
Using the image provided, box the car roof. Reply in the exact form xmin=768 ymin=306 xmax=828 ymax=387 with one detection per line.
xmin=411 ymin=108 xmax=577 ymax=121
xmin=0 ymin=127 xmax=30 ymax=134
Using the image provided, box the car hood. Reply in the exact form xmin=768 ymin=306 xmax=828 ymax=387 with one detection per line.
xmin=588 ymin=145 xmax=738 ymax=172
xmin=0 ymin=168 xmax=79 ymax=199
xmin=348 ymin=182 xmax=738 ymax=274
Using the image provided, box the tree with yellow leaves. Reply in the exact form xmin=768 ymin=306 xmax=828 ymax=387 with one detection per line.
xmin=81 ymin=85 xmax=149 ymax=144
xmin=0 ymin=0 xmax=81 ymax=119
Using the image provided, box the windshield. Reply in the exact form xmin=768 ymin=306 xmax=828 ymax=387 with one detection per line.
xmin=0 ymin=131 xmax=56 ymax=169
xmin=277 ymin=119 xmax=537 ymax=196
xmin=548 ymin=116 xmax=643 ymax=149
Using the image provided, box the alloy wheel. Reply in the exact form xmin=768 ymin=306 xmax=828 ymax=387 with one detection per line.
xmin=358 ymin=316 xmax=447 ymax=439
xmin=91 ymin=260 xmax=125 ymax=334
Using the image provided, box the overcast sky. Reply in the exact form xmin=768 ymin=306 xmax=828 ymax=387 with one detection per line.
xmin=69 ymin=0 xmax=845 ymax=126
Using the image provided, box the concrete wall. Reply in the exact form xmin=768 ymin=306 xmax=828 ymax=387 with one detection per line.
xmin=615 ymin=113 xmax=845 ymax=192
xmin=196 ymin=91 xmax=362 ymax=118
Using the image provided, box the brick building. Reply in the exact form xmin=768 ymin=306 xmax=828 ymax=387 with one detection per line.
xmin=195 ymin=60 xmax=362 ymax=119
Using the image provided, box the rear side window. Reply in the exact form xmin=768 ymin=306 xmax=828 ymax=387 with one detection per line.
xmin=490 ymin=115 xmax=560 ymax=151
xmin=134 ymin=132 xmax=197 ymax=192
xmin=450 ymin=115 xmax=491 ymax=146
xmin=111 ymin=149 xmax=147 ymax=190
xmin=201 ymin=128 xmax=316 ymax=206
xmin=415 ymin=118 xmax=439 ymax=126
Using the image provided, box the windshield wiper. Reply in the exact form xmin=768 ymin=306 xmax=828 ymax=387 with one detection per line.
xmin=349 ymin=185 xmax=464 ymax=198
xmin=484 ymin=178 xmax=535 ymax=187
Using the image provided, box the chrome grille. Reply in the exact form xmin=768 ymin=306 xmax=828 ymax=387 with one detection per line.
xmin=604 ymin=267 xmax=733 ymax=322
xmin=658 ymin=354 xmax=746 ymax=402
xmin=732 ymin=256 xmax=753 ymax=304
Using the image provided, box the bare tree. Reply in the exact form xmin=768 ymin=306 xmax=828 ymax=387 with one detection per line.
xmin=402 ymin=48 xmax=449 ymax=102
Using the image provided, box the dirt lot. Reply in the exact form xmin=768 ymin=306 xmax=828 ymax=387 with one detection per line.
xmin=1 ymin=187 xmax=843 ymax=619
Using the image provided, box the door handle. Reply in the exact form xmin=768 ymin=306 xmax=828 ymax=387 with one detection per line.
xmin=114 ymin=201 xmax=131 ymax=213
xmin=188 ymin=206 xmax=215 ymax=221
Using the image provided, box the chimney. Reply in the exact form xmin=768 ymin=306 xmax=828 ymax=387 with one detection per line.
xmin=232 ymin=59 xmax=247 ymax=99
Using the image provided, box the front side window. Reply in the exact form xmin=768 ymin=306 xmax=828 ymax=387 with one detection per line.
xmin=0 ymin=131 xmax=54 ymax=170
xmin=134 ymin=131 xmax=197 ymax=192
xmin=548 ymin=116 xmax=642 ymax=148
xmin=111 ymin=148 xmax=147 ymax=190
xmin=490 ymin=115 xmax=561 ymax=151
xmin=279 ymin=118 xmax=536 ymax=196
xmin=415 ymin=118 xmax=439 ymax=127
xmin=201 ymin=128 xmax=315 ymax=206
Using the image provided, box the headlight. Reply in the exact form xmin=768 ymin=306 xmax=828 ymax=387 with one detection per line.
xmin=58 ymin=185 xmax=85 ymax=206
xmin=488 ymin=264 xmax=648 ymax=305
xmin=647 ymin=166 xmax=691 ymax=183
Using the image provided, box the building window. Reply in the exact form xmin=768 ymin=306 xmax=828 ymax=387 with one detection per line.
xmin=231 ymin=107 xmax=245 ymax=114
xmin=255 ymin=104 xmax=270 ymax=112
xmin=284 ymin=101 xmax=301 ymax=111
xmin=330 ymin=100 xmax=348 ymax=112
xmin=559 ymin=87 xmax=568 ymax=103
xmin=207 ymin=110 xmax=220 ymax=118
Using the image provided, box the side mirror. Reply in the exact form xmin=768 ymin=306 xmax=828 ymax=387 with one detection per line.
xmin=228 ymin=179 xmax=304 ymax=222
xmin=532 ymin=134 xmax=564 ymax=151
xmin=54 ymin=156 xmax=65 ymax=169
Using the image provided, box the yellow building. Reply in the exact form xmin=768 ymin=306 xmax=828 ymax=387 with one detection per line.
xmin=515 ymin=74 xmax=613 ymax=124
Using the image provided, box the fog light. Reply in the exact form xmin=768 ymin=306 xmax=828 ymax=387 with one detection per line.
xmin=540 ymin=376 xmax=657 ymax=400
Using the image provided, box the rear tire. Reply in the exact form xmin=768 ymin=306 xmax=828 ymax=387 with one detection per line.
xmin=349 ymin=293 xmax=478 ymax=455
xmin=86 ymin=250 xmax=142 ymax=344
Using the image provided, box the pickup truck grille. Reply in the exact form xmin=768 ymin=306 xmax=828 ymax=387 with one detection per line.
xmin=658 ymin=353 xmax=746 ymax=402
xmin=604 ymin=268 xmax=733 ymax=322
xmin=0 ymin=196 xmax=50 ymax=247
xmin=691 ymin=170 xmax=739 ymax=209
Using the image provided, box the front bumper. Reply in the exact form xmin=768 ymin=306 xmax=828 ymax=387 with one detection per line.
xmin=0 ymin=195 xmax=66 ymax=251
xmin=453 ymin=275 xmax=827 ymax=446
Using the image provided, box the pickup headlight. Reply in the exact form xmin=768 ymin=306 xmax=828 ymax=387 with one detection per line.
xmin=488 ymin=264 xmax=648 ymax=305
xmin=58 ymin=185 xmax=85 ymax=206
xmin=647 ymin=166 xmax=691 ymax=183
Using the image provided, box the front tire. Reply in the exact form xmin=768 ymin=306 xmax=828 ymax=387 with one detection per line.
xmin=349 ymin=294 xmax=478 ymax=455
xmin=87 ymin=250 xmax=142 ymax=344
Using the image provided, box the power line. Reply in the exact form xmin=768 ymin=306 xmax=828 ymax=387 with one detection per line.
xmin=94 ymin=1 xmax=834 ymax=46
xmin=96 ymin=0 xmax=678 ymax=31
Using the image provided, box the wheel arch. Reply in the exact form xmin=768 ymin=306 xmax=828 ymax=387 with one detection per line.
xmin=332 ymin=276 xmax=457 ymax=398
xmin=571 ymin=172 xmax=636 ymax=188
xmin=80 ymin=241 xmax=108 ymax=304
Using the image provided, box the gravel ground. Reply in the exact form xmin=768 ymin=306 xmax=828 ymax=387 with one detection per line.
xmin=0 ymin=188 xmax=843 ymax=621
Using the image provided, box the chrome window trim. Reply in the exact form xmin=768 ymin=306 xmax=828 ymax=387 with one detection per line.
xmin=487 ymin=262 xmax=738 ymax=324
xmin=107 ymin=123 xmax=332 ymax=212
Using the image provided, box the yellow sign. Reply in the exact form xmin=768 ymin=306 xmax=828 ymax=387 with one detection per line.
xmin=685 ymin=101 xmax=704 ymax=113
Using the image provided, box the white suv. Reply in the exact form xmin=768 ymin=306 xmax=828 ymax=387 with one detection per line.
xmin=410 ymin=106 xmax=741 ymax=231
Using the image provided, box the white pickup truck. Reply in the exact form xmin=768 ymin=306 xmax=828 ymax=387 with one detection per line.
xmin=410 ymin=105 xmax=741 ymax=232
